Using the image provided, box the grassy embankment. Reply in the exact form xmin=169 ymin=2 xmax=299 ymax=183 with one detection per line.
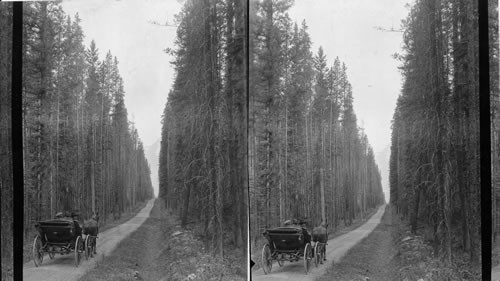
xmin=316 ymin=205 xmax=481 ymax=281
xmin=392 ymin=214 xmax=481 ymax=280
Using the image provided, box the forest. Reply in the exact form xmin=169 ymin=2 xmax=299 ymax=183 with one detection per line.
xmin=248 ymin=0 xmax=386 ymax=247
xmin=17 ymin=1 xmax=154 ymax=245
xmin=158 ymin=0 xmax=248 ymax=257
xmin=390 ymin=0 xmax=498 ymax=266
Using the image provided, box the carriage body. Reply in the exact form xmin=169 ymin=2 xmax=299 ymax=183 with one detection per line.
xmin=264 ymin=226 xmax=308 ymax=252
xmin=36 ymin=218 xmax=81 ymax=245
xmin=261 ymin=226 xmax=313 ymax=274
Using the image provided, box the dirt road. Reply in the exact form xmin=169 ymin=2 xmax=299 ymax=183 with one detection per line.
xmin=316 ymin=205 xmax=397 ymax=281
xmin=251 ymin=204 xmax=387 ymax=281
xmin=22 ymin=199 xmax=155 ymax=281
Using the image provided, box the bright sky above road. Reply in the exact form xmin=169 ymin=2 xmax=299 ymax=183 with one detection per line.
xmin=288 ymin=0 xmax=412 ymax=202
xmin=62 ymin=0 xmax=182 ymax=148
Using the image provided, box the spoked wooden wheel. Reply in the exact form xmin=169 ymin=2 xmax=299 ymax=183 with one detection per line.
xmin=74 ymin=236 xmax=83 ymax=267
xmin=314 ymin=242 xmax=320 ymax=267
xmin=261 ymin=244 xmax=273 ymax=274
xmin=304 ymin=243 xmax=312 ymax=274
xmin=32 ymin=235 xmax=44 ymax=267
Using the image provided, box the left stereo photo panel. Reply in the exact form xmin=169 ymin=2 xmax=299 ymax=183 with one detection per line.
xmin=14 ymin=1 xmax=248 ymax=281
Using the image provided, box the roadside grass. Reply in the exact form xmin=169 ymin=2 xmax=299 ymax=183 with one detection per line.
xmin=250 ymin=205 xmax=381 ymax=272
xmin=79 ymin=199 xmax=246 ymax=281
xmin=394 ymin=221 xmax=481 ymax=281
xmin=22 ymin=199 xmax=149 ymax=264
xmin=342 ymin=206 xmax=482 ymax=281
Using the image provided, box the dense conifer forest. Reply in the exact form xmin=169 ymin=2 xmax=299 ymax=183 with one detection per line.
xmin=158 ymin=0 xmax=248 ymax=257
xmin=390 ymin=0 xmax=497 ymax=267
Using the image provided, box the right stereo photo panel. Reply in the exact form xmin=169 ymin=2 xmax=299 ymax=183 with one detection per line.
xmin=249 ymin=0 xmax=492 ymax=280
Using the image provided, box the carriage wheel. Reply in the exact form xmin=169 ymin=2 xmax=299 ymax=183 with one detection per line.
xmin=261 ymin=244 xmax=273 ymax=274
xmin=304 ymin=243 xmax=312 ymax=274
xmin=32 ymin=235 xmax=44 ymax=267
xmin=314 ymin=243 xmax=320 ymax=267
xmin=74 ymin=236 xmax=83 ymax=267
xmin=48 ymin=246 xmax=55 ymax=260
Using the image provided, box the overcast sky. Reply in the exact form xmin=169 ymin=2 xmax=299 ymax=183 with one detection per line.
xmin=288 ymin=0 xmax=411 ymax=202
xmin=62 ymin=0 xmax=182 ymax=149
xmin=61 ymin=0 xmax=412 ymax=202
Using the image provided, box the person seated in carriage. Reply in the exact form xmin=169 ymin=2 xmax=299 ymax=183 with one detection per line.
xmin=53 ymin=209 xmax=83 ymax=236
xmin=283 ymin=218 xmax=312 ymax=245
xmin=71 ymin=210 xmax=84 ymax=236
xmin=298 ymin=219 xmax=312 ymax=245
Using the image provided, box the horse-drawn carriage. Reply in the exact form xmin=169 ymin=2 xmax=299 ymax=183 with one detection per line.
xmin=261 ymin=220 xmax=328 ymax=274
xmin=32 ymin=212 xmax=99 ymax=267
